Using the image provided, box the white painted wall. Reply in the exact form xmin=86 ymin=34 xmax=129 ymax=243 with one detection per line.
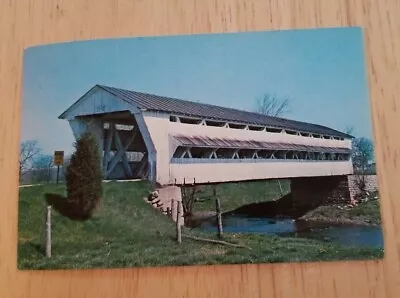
xmin=170 ymin=161 xmax=353 ymax=184
xmin=61 ymin=87 xmax=137 ymax=121
xmin=142 ymin=111 xmax=353 ymax=185
xmin=142 ymin=113 xmax=171 ymax=184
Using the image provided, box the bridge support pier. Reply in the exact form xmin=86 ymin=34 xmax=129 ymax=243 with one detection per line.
xmin=291 ymin=175 xmax=351 ymax=211
xmin=148 ymin=186 xmax=185 ymax=226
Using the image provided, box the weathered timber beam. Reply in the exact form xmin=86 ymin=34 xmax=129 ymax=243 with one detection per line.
xmin=103 ymin=124 xmax=114 ymax=174
xmin=114 ymin=128 xmax=135 ymax=177
xmin=135 ymin=152 xmax=149 ymax=177
xmin=106 ymin=129 xmax=137 ymax=177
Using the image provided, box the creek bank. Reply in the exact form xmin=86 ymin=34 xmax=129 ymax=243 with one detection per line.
xmin=186 ymin=192 xmax=381 ymax=228
xmin=223 ymin=193 xmax=319 ymax=219
xmin=184 ymin=211 xmax=217 ymax=227
xmin=299 ymin=200 xmax=381 ymax=226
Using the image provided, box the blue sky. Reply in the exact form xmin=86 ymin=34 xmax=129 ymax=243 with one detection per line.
xmin=22 ymin=27 xmax=373 ymax=156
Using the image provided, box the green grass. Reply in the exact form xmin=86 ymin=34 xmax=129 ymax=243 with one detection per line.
xmin=300 ymin=191 xmax=382 ymax=225
xmin=193 ymin=180 xmax=291 ymax=213
xmin=18 ymin=181 xmax=383 ymax=270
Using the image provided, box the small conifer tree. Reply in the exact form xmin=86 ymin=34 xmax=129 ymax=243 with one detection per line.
xmin=65 ymin=131 xmax=103 ymax=218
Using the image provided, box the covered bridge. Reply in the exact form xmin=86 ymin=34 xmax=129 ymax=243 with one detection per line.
xmin=59 ymin=85 xmax=354 ymax=188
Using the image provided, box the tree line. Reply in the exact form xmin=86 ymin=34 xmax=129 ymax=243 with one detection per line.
xmin=19 ymin=140 xmax=71 ymax=184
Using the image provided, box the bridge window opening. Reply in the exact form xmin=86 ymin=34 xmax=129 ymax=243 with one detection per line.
xmin=216 ymin=148 xmax=235 ymax=159
xmin=265 ymin=127 xmax=282 ymax=133
xmin=172 ymin=146 xmax=351 ymax=162
xmin=239 ymin=149 xmax=256 ymax=159
xmin=274 ymin=151 xmax=286 ymax=159
xmin=209 ymin=150 xmax=218 ymax=159
xmin=266 ymin=151 xmax=276 ymax=159
xmin=170 ymin=115 xmax=178 ymax=122
xmin=298 ymin=152 xmax=307 ymax=160
xmin=284 ymin=151 xmax=293 ymax=159
xmin=179 ymin=117 xmax=203 ymax=125
xmin=293 ymin=152 xmax=299 ymax=159
xmin=173 ymin=147 xmax=186 ymax=158
xmin=205 ymin=120 xmax=226 ymax=127
xmin=323 ymin=135 xmax=331 ymax=139
xmin=229 ymin=123 xmax=247 ymax=129
xmin=299 ymin=132 xmax=309 ymax=137
xmin=248 ymin=125 xmax=265 ymax=131
xmin=286 ymin=130 xmax=298 ymax=135
xmin=180 ymin=148 xmax=192 ymax=158
xmin=257 ymin=150 xmax=270 ymax=158
xmin=190 ymin=147 xmax=210 ymax=158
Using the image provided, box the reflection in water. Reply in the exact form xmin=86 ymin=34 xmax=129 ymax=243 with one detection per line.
xmin=199 ymin=215 xmax=384 ymax=248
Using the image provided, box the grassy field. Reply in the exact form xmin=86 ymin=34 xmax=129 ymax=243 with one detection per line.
xmin=192 ymin=179 xmax=291 ymax=213
xmin=18 ymin=181 xmax=383 ymax=270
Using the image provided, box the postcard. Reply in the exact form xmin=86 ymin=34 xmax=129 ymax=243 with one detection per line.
xmin=18 ymin=27 xmax=383 ymax=270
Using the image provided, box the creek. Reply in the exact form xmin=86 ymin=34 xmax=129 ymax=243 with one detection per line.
xmin=198 ymin=215 xmax=384 ymax=248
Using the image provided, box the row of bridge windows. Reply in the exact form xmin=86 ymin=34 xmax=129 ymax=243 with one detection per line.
xmin=172 ymin=146 xmax=351 ymax=161
xmin=169 ymin=115 xmax=347 ymax=141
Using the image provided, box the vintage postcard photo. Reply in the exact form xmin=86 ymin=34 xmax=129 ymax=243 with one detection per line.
xmin=18 ymin=27 xmax=383 ymax=270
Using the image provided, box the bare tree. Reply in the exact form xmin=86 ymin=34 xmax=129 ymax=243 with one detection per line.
xmin=181 ymin=184 xmax=200 ymax=217
xmin=33 ymin=154 xmax=53 ymax=169
xmin=255 ymin=94 xmax=291 ymax=117
xmin=19 ymin=140 xmax=42 ymax=181
xmin=32 ymin=154 xmax=54 ymax=183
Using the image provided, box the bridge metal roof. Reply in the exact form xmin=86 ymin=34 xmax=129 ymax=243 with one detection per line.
xmin=174 ymin=135 xmax=351 ymax=154
xmin=98 ymin=85 xmax=352 ymax=139
xmin=59 ymin=84 xmax=353 ymax=139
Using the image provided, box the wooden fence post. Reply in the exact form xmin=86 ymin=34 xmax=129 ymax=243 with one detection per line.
xmin=216 ymin=198 xmax=223 ymax=238
xmin=45 ymin=205 xmax=52 ymax=258
xmin=176 ymin=201 xmax=182 ymax=244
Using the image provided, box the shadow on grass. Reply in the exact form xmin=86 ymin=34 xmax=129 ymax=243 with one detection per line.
xmin=45 ymin=193 xmax=94 ymax=221
xmin=29 ymin=242 xmax=45 ymax=256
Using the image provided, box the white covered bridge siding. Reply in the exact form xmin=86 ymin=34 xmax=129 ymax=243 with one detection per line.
xmin=59 ymin=85 xmax=354 ymax=188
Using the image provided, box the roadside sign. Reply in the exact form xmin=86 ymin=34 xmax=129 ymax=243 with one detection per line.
xmin=54 ymin=151 xmax=64 ymax=184
xmin=54 ymin=151 xmax=64 ymax=166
